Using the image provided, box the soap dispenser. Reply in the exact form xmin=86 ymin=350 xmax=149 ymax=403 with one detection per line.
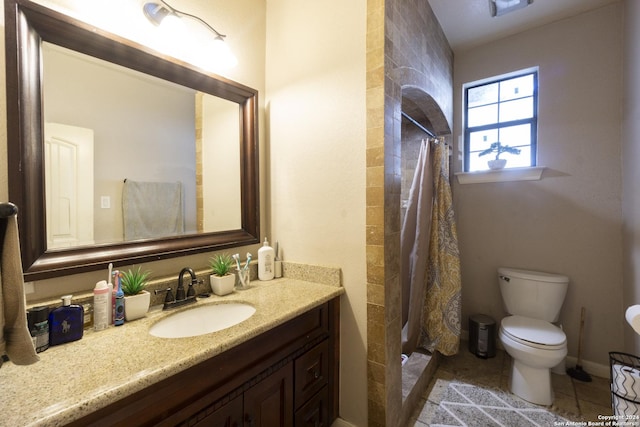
xmin=49 ymin=295 xmax=84 ymax=346
xmin=258 ymin=238 xmax=275 ymax=281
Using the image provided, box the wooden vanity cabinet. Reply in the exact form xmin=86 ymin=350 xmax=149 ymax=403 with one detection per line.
xmin=68 ymin=298 xmax=339 ymax=427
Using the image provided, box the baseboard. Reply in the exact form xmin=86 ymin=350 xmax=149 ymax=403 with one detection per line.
xmin=565 ymin=356 xmax=609 ymax=380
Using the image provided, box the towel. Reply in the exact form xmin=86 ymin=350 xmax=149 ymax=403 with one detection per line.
xmin=123 ymin=180 xmax=184 ymax=241
xmin=0 ymin=215 xmax=39 ymax=365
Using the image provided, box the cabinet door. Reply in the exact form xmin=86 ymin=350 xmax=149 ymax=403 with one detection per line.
xmin=190 ymin=394 xmax=243 ymax=427
xmin=244 ymin=362 xmax=293 ymax=427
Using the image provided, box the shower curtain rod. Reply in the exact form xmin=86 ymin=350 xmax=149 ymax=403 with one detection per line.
xmin=0 ymin=202 xmax=18 ymax=218
xmin=401 ymin=111 xmax=436 ymax=139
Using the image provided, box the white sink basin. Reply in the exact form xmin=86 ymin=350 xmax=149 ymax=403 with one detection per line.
xmin=149 ymin=303 xmax=256 ymax=338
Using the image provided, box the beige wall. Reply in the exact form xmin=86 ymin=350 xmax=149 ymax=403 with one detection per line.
xmin=453 ymin=4 xmax=624 ymax=366
xmin=2 ymin=1 xmax=372 ymax=424
xmin=623 ymin=0 xmax=640 ymax=354
xmin=265 ymin=1 xmax=367 ymax=425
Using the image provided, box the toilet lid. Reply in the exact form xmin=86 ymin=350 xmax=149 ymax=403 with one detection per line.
xmin=501 ymin=315 xmax=566 ymax=349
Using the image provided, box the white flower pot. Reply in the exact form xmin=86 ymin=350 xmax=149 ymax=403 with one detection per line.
xmin=210 ymin=274 xmax=235 ymax=296
xmin=124 ymin=290 xmax=150 ymax=321
xmin=488 ymin=159 xmax=507 ymax=170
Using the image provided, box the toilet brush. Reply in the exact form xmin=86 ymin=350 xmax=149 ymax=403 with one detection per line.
xmin=566 ymin=306 xmax=592 ymax=382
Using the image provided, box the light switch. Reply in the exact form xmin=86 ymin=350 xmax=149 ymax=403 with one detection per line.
xmin=101 ymin=196 xmax=111 ymax=209
xmin=24 ymin=282 xmax=35 ymax=294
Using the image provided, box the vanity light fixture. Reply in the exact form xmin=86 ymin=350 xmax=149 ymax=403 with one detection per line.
xmin=489 ymin=0 xmax=534 ymax=17
xmin=143 ymin=1 xmax=237 ymax=68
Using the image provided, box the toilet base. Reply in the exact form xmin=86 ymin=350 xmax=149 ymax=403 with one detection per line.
xmin=510 ymin=359 xmax=554 ymax=406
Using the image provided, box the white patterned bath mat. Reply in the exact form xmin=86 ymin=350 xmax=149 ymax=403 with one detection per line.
xmin=428 ymin=381 xmax=570 ymax=427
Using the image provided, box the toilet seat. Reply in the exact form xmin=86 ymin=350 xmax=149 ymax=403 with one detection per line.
xmin=501 ymin=315 xmax=566 ymax=350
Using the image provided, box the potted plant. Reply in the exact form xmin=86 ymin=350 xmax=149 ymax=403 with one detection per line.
xmin=209 ymin=253 xmax=236 ymax=296
xmin=121 ymin=266 xmax=151 ymax=321
xmin=478 ymin=142 xmax=521 ymax=170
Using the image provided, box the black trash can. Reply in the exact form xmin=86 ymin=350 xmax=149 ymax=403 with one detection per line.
xmin=468 ymin=314 xmax=496 ymax=358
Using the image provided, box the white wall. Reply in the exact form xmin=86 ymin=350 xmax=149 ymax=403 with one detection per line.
xmin=622 ymin=0 xmax=640 ymax=354
xmin=265 ymin=1 xmax=367 ymax=425
xmin=453 ymin=4 xmax=623 ymax=366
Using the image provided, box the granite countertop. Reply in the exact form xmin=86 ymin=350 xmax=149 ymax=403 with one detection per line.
xmin=1 ymin=277 xmax=344 ymax=427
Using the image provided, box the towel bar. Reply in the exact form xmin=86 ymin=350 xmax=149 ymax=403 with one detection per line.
xmin=0 ymin=202 xmax=18 ymax=218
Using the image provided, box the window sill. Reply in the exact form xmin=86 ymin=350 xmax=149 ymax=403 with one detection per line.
xmin=455 ymin=166 xmax=545 ymax=184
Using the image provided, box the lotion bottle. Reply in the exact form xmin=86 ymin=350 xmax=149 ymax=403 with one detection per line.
xmin=258 ymin=237 xmax=275 ymax=281
xmin=93 ymin=280 xmax=109 ymax=331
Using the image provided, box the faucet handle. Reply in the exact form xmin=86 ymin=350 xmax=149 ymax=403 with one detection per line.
xmin=155 ymin=287 xmax=175 ymax=304
xmin=186 ymin=279 xmax=203 ymax=298
xmin=187 ymin=283 xmax=196 ymax=298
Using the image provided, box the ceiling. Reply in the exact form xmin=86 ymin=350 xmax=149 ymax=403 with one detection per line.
xmin=428 ymin=0 xmax=620 ymax=53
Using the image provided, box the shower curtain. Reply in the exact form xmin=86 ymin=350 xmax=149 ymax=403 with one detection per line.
xmin=401 ymin=140 xmax=433 ymax=354
xmin=401 ymin=138 xmax=461 ymax=357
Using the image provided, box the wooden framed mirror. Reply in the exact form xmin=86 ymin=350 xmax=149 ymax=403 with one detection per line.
xmin=5 ymin=0 xmax=260 ymax=281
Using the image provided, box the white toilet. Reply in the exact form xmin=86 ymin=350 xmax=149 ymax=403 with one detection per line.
xmin=498 ymin=267 xmax=569 ymax=406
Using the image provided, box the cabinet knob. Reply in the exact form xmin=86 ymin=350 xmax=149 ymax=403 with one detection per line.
xmin=314 ymin=371 xmax=320 ymax=379
xmin=245 ymin=414 xmax=255 ymax=427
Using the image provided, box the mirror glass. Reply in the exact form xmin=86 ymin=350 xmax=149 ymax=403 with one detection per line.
xmin=6 ymin=0 xmax=260 ymax=280
xmin=42 ymin=43 xmax=241 ymax=249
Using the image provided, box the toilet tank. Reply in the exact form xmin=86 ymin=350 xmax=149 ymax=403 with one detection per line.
xmin=498 ymin=267 xmax=569 ymax=322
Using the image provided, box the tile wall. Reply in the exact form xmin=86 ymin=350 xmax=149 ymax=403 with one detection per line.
xmin=365 ymin=0 xmax=453 ymax=425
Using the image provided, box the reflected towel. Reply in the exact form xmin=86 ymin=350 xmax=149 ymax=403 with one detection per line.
xmin=0 ymin=215 xmax=39 ymax=365
xmin=123 ymin=180 xmax=184 ymax=241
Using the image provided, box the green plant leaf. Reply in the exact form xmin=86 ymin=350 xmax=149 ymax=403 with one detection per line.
xmin=210 ymin=253 xmax=233 ymax=277
xmin=120 ymin=266 xmax=151 ymax=296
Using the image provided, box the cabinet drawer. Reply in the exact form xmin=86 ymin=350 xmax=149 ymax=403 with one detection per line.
xmin=294 ymin=340 xmax=329 ymax=409
xmin=294 ymin=385 xmax=329 ymax=427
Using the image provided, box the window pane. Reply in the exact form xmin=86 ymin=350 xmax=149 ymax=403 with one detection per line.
xmin=499 ymin=97 xmax=533 ymax=122
xmin=504 ymin=146 xmax=531 ymax=168
xmin=500 ymin=74 xmax=534 ymax=102
xmin=468 ymin=146 xmax=531 ymax=172
xmin=467 ymin=151 xmax=487 ymax=172
xmin=468 ymin=104 xmax=498 ymax=127
xmin=468 ymin=129 xmax=498 ymax=153
xmin=498 ymin=123 xmax=531 ymax=148
xmin=468 ymin=83 xmax=498 ymax=108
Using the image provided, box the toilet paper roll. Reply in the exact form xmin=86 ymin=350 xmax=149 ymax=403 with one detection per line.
xmin=612 ymin=364 xmax=640 ymax=400
xmin=626 ymin=305 xmax=640 ymax=335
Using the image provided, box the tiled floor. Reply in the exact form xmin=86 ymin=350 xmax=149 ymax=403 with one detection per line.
xmin=410 ymin=348 xmax=612 ymax=425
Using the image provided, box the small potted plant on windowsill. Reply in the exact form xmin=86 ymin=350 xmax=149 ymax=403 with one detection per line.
xmin=209 ymin=253 xmax=235 ymax=296
xmin=478 ymin=142 xmax=521 ymax=170
xmin=121 ymin=266 xmax=151 ymax=321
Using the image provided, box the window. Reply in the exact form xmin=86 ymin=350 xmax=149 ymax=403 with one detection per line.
xmin=463 ymin=69 xmax=538 ymax=172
